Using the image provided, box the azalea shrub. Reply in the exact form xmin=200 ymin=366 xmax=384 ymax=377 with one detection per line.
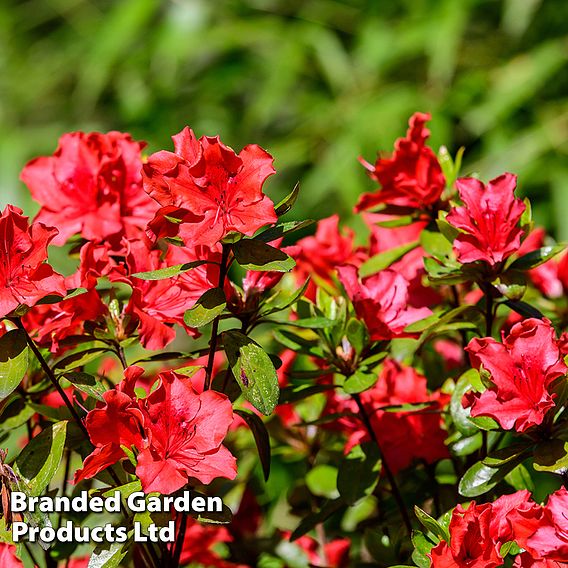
xmin=0 ymin=113 xmax=567 ymax=568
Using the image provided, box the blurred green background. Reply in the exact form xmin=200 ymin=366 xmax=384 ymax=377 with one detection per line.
xmin=1 ymin=0 xmax=568 ymax=237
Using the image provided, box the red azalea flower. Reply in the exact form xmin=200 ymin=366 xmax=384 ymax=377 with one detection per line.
xmin=179 ymin=518 xmax=247 ymax=568
xmin=74 ymin=367 xmax=147 ymax=483
xmin=556 ymin=251 xmax=568 ymax=293
xmin=226 ymin=240 xmax=299 ymax=314
xmin=65 ymin=240 xmax=130 ymax=289
xmin=517 ymin=228 xmax=563 ymax=298
xmin=0 ymin=205 xmax=66 ymax=318
xmin=143 ymin=127 xmax=277 ymax=245
xmin=290 ymin=534 xmax=351 ymax=568
xmin=75 ymin=368 xmax=236 ymax=493
xmin=356 ymin=112 xmax=445 ymax=211
xmin=463 ymin=318 xmax=567 ymax=432
xmin=337 ymin=265 xmax=432 ymax=341
xmin=294 ymin=215 xmax=364 ymax=299
xmin=20 ymin=131 xmax=157 ymax=246
xmin=524 ymin=488 xmax=568 ymax=562
xmin=0 ymin=543 xmax=23 ymax=568
xmin=136 ymin=370 xmax=237 ymax=494
xmin=364 ymin=213 xmax=441 ymax=308
xmin=489 ymin=490 xmax=542 ymax=546
xmin=446 ymin=173 xmax=525 ymax=267
xmin=23 ymin=288 xmax=107 ymax=353
xmin=434 ymin=339 xmax=466 ymax=371
xmin=124 ymin=240 xmax=221 ymax=350
xmin=513 ymin=553 xmax=566 ymax=567
xmin=348 ymin=359 xmax=449 ymax=474
xmin=429 ymin=502 xmax=504 ymax=568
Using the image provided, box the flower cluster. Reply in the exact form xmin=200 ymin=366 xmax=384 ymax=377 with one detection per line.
xmin=430 ymin=489 xmax=568 ymax=566
xmin=1 ymin=114 xmax=567 ymax=567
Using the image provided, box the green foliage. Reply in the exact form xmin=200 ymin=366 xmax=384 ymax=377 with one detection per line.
xmin=183 ymin=288 xmax=227 ymax=328
xmin=233 ymin=239 xmax=296 ymax=272
xmin=2 ymin=0 xmax=567 ymax=238
xmin=0 ymin=329 xmax=29 ymax=400
xmin=234 ymin=409 xmax=271 ymax=481
xmin=223 ymin=330 xmax=280 ymax=415
xmin=15 ymin=421 xmax=68 ymax=496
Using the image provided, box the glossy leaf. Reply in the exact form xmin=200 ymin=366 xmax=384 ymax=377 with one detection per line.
xmin=0 ymin=329 xmax=30 ymax=401
xmin=131 ymin=260 xmax=207 ymax=280
xmin=359 ymin=240 xmax=419 ymax=277
xmin=15 ymin=421 xmax=68 ymax=496
xmin=337 ymin=442 xmax=381 ymax=504
xmin=63 ymin=372 xmax=106 ymax=401
xmin=458 ymin=451 xmax=527 ymax=497
xmin=234 ymin=409 xmax=271 ymax=481
xmin=223 ymin=330 xmax=279 ymax=415
xmin=510 ymin=244 xmax=565 ymax=270
xmin=343 ymin=371 xmax=377 ymax=394
xmin=414 ymin=506 xmax=449 ymax=542
xmin=183 ymin=288 xmax=226 ymax=328
xmin=233 ymin=239 xmax=295 ymax=272
xmin=274 ymin=182 xmax=300 ymax=216
xmin=256 ymin=219 xmax=314 ymax=243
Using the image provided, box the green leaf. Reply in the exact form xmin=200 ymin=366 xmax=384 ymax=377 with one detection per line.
xmin=450 ymin=369 xmax=480 ymax=436
xmin=449 ymin=432 xmax=482 ymax=457
xmin=256 ymin=219 xmax=314 ymax=243
xmin=54 ymin=347 xmax=110 ymax=372
xmin=436 ymin=216 xmax=460 ymax=244
xmin=533 ymin=439 xmax=568 ymax=473
xmin=102 ymin=480 xmax=142 ymax=500
xmin=358 ymin=240 xmax=419 ymax=277
xmin=414 ymin=506 xmax=449 ymax=542
xmin=420 ymin=229 xmax=453 ymax=261
xmin=493 ymin=270 xmax=526 ymax=301
xmin=424 ymin=257 xmax=468 ymax=285
xmin=345 ymin=318 xmax=369 ymax=355
xmin=381 ymin=401 xmax=436 ymax=413
xmin=505 ymin=464 xmax=535 ymax=492
xmin=337 ymin=442 xmax=381 ymax=504
xmin=0 ymin=329 xmax=30 ymax=400
xmin=15 ymin=421 xmax=68 ymax=496
xmin=234 ymin=409 xmax=271 ymax=481
xmin=36 ymin=287 xmax=88 ymax=305
xmin=510 ymin=244 xmax=565 ymax=270
xmin=458 ymin=450 xmax=528 ymax=497
xmin=131 ymin=260 xmax=207 ymax=280
xmin=483 ymin=443 xmax=533 ymax=467
xmin=183 ymin=288 xmax=226 ymax=328
xmin=376 ymin=215 xmax=415 ymax=228
xmin=273 ymin=329 xmax=324 ymax=358
xmin=63 ymin=372 xmax=106 ymax=401
xmin=190 ymin=490 xmax=233 ymax=524
xmin=403 ymin=313 xmax=440 ymax=333
xmin=278 ymin=384 xmax=336 ymax=404
xmin=412 ymin=530 xmax=436 ymax=568
xmin=275 ymin=182 xmax=300 ymax=216
xmin=520 ymin=197 xmax=533 ymax=233
xmin=415 ymin=305 xmax=480 ymax=346
xmin=223 ymin=330 xmax=279 ymax=415
xmin=88 ymin=541 xmax=128 ymax=568
xmin=438 ymin=145 xmax=464 ymax=188
xmin=305 ymin=464 xmax=339 ymax=499
xmin=342 ymin=371 xmax=377 ymax=394
xmin=503 ymin=299 xmax=544 ymax=320
xmin=233 ymin=240 xmax=295 ymax=272
xmin=260 ymin=279 xmax=310 ymax=316
xmin=287 ymin=317 xmax=334 ymax=329
xmin=290 ymin=498 xmax=344 ymax=541
xmin=0 ymin=396 xmax=35 ymax=429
